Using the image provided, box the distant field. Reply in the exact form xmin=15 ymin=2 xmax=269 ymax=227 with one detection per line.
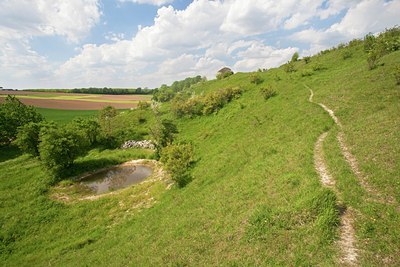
xmin=0 ymin=91 xmax=151 ymax=110
xmin=36 ymin=108 xmax=99 ymax=124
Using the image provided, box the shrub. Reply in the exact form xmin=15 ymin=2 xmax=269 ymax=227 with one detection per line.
xmin=342 ymin=50 xmax=352 ymax=60
xmin=137 ymin=101 xmax=151 ymax=110
xmin=99 ymin=106 xmax=117 ymax=138
xmin=69 ymin=118 xmax=100 ymax=146
xmin=250 ymin=74 xmax=263 ymax=84
xmin=312 ymin=63 xmax=325 ymax=71
xmin=150 ymin=119 xmax=178 ymax=157
xmin=39 ymin=125 xmax=90 ymax=173
xmin=284 ymin=62 xmax=296 ymax=73
xmin=15 ymin=121 xmax=53 ymax=157
xmin=260 ymin=87 xmax=277 ymax=100
xmin=301 ymin=69 xmax=314 ymax=77
xmin=291 ymin=52 xmax=299 ymax=62
xmin=216 ymin=69 xmax=234 ymax=80
xmin=303 ymin=56 xmax=311 ymax=64
xmin=202 ymin=87 xmax=242 ymax=115
xmin=394 ymin=65 xmax=400 ymax=85
xmin=160 ymin=143 xmax=194 ymax=187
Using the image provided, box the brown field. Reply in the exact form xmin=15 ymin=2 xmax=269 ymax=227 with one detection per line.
xmin=0 ymin=91 xmax=151 ymax=110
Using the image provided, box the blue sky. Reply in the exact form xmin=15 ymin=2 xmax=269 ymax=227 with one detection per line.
xmin=0 ymin=0 xmax=399 ymax=89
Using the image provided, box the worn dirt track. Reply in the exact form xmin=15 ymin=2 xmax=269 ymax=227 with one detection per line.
xmin=308 ymin=86 xmax=358 ymax=266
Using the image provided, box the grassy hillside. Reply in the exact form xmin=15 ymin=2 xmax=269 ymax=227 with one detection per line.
xmin=1 ymin=34 xmax=399 ymax=265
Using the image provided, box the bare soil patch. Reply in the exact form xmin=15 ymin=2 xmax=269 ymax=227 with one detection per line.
xmin=0 ymin=97 xmax=138 ymax=110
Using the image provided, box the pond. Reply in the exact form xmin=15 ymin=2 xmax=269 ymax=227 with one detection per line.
xmin=80 ymin=165 xmax=153 ymax=195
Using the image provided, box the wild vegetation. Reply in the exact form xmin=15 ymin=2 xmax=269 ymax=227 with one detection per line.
xmin=0 ymin=27 xmax=399 ymax=266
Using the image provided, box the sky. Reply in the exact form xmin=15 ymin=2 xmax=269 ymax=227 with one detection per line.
xmin=0 ymin=0 xmax=399 ymax=89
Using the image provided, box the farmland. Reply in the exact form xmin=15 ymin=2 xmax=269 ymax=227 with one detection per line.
xmin=0 ymin=91 xmax=151 ymax=110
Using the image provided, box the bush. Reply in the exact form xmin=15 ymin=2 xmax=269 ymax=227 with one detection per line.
xmin=15 ymin=121 xmax=53 ymax=157
xmin=150 ymin=119 xmax=178 ymax=158
xmin=250 ymin=74 xmax=263 ymax=84
xmin=216 ymin=70 xmax=234 ymax=80
xmin=137 ymin=101 xmax=151 ymax=110
xmin=202 ymin=87 xmax=242 ymax=115
xmin=342 ymin=50 xmax=352 ymax=60
xmin=394 ymin=65 xmax=400 ymax=85
xmin=0 ymin=95 xmax=43 ymax=145
xmin=39 ymin=125 xmax=90 ymax=173
xmin=300 ymin=69 xmax=314 ymax=77
xmin=303 ymin=56 xmax=311 ymax=64
xmin=99 ymin=106 xmax=117 ymax=138
xmin=160 ymin=143 xmax=194 ymax=187
xmin=69 ymin=118 xmax=100 ymax=146
xmin=312 ymin=63 xmax=325 ymax=71
xmin=283 ymin=62 xmax=296 ymax=73
xmin=260 ymin=87 xmax=277 ymax=100
xmin=291 ymin=52 xmax=299 ymax=62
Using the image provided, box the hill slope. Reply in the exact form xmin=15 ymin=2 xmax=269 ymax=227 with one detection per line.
xmin=1 ymin=35 xmax=399 ymax=265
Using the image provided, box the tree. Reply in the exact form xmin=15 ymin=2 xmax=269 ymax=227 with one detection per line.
xmin=69 ymin=117 xmax=100 ymax=146
xmin=99 ymin=106 xmax=117 ymax=138
xmin=160 ymin=143 xmax=194 ymax=187
xmin=150 ymin=119 xmax=178 ymax=157
xmin=0 ymin=95 xmax=43 ymax=144
xmin=14 ymin=121 xmax=54 ymax=157
xmin=39 ymin=124 xmax=89 ymax=173
xmin=291 ymin=52 xmax=299 ymax=62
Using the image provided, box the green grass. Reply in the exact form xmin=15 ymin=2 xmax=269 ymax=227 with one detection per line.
xmin=36 ymin=108 xmax=99 ymax=124
xmin=1 ymin=39 xmax=399 ymax=265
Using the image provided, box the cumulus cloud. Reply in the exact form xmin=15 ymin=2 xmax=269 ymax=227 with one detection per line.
xmin=292 ymin=0 xmax=400 ymax=54
xmin=118 ymin=0 xmax=174 ymax=6
xmin=1 ymin=0 xmax=400 ymax=88
xmin=0 ymin=0 xmax=101 ymax=43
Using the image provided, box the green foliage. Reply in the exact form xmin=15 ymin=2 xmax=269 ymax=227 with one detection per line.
xmin=152 ymin=76 xmax=204 ymax=102
xmin=137 ymin=101 xmax=151 ymax=110
xmin=98 ymin=106 xmax=118 ymax=138
xmin=202 ymin=87 xmax=242 ymax=115
xmin=0 ymin=95 xmax=43 ymax=145
xmin=303 ymin=56 xmax=311 ymax=64
xmin=216 ymin=69 xmax=234 ymax=80
xmin=150 ymin=119 xmax=178 ymax=157
xmin=394 ymin=64 xmax=400 ymax=85
xmin=342 ymin=50 xmax=352 ymax=60
xmin=284 ymin=62 xmax=296 ymax=73
xmin=301 ymin=69 xmax=314 ymax=77
xmin=171 ymin=87 xmax=242 ymax=117
xmin=312 ymin=63 xmax=325 ymax=71
xmin=160 ymin=143 xmax=194 ymax=187
xmin=259 ymin=87 xmax=277 ymax=100
xmin=250 ymin=74 xmax=263 ymax=84
xmin=364 ymin=27 xmax=400 ymax=70
xmin=38 ymin=123 xmax=90 ymax=173
xmin=291 ymin=52 xmax=299 ymax=62
xmin=14 ymin=121 xmax=53 ymax=157
xmin=69 ymin=118 xmax=100 ymax=146
xmin=364 ymin=33 xmax=376 ymax=52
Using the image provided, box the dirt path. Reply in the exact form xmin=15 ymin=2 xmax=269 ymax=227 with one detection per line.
xmin=308 ymin=85 xmax=396 ymax=205
xmin=307 ymin=86 xmax=358 ymax=266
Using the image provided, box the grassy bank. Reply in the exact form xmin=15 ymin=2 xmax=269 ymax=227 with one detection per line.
xmin=1 ymin=36 xmax=399 ymax=265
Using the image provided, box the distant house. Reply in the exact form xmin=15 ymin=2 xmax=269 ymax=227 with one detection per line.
xmin=216 ymin=67 xmax=234 ymax=79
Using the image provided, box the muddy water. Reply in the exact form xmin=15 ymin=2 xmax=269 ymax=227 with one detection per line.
xmin=80 ymin=165 xmax=153 ymax=194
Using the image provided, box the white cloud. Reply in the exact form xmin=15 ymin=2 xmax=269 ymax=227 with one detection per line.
xmin=234 ymin=42 xmax=298 ymax=71
xmin=1 ymin=0 xmax=400 ymax=88
xmin=119 ymin=0 xmax=173 ymax=6
xmin=292 ymin=0 xmax=400 ymax=54
xmin=0 ymin=0 xmax=101 ymax=43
